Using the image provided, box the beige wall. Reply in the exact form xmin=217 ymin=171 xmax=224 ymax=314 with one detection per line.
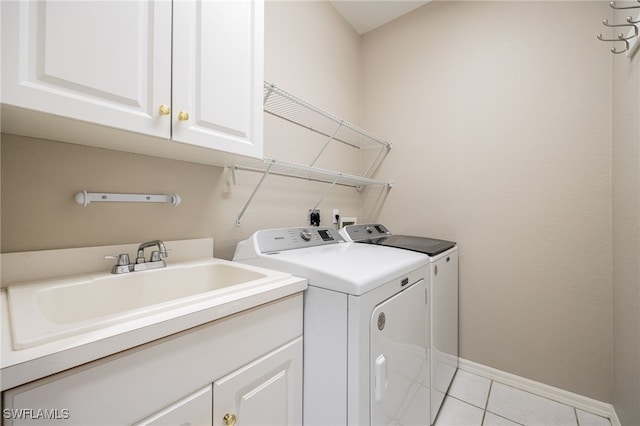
xmin=360 ymin=2 xmax=613 ymax=401
xmin=611 ymin=3 xmax=640 ymax=424
xmin=1 ymin=1 xmax=363 ymax=261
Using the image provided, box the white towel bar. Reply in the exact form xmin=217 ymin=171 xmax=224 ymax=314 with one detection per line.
xmin=74 ymin=191 xmax=181 ymax=207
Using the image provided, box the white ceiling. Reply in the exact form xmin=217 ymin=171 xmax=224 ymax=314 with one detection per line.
xmin=329 ymin=1 xmax=431 ymax=35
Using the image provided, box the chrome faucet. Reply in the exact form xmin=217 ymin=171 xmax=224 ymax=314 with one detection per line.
xmin=134 ymin=240 xmax=168 ymax=272
xmin=104 ymin=240 xmax=168 ymax=274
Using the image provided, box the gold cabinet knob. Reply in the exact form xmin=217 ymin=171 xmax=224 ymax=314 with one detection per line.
xmin=223 ymin=413 xmax=237 ymax=426
xmin=178 ymin=111 xmax=190 ymax=121
xmin=158 ymin=104 xmax=171 ymax=116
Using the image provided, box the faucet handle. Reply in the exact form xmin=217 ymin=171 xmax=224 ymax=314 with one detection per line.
xmin=104 ymin=253 xmax=133 ymax=274
xmin=104 ymin=253 xmax=131 ymax=266
xmin=150 ymin=249 xmax=170 ymax=262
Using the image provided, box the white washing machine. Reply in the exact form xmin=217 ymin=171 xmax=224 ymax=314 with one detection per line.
xmin=233 ymin=227 xmax=431 ymax=426
xmin=340 ymin=224 xmax=459 ymax=425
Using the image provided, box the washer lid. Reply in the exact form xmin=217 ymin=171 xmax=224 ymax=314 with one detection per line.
xmin=239 ymin=241 xmax=429 ymax=296
xmin=370 ymin=235 xmax=456 ymax=257
xmin=341 ymin=224 xmax=456 ymax=256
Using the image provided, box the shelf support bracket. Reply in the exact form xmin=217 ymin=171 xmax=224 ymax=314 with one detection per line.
xmin=362 ymin=144 xmax=390 ymax=180
xmin=263 ymin=83 xmax=275 ymax=104
xmin=312 ymin=174 xmax=340 ymax=211
xmin=236 ymin=160 xmax=275 ymax=226
xmin=310 ymin=121 xmax=344 ymax=168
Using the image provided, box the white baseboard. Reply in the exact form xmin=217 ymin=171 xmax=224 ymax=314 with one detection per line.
xmin=458 ymin=358 xmax=620 ymax=426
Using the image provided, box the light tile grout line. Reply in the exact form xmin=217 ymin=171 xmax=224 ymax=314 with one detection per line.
xmin=487 ymin=379 xmax=603 ymax=425
xmin=485 ymin=379 xmax=493 ymax=410
xmin=483 ymin=380 xmax=527 ymax=426
xmin=458 ymin=359 xmax=614 ymax=421
xmin=444 ymin=374 xmax=611 ymax=426
xmin=480 ymin=380 xmax=493 ymax=425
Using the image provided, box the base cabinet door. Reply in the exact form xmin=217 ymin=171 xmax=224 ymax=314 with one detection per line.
xmin=134 ymin=386 xmax=212 ymax=426
xmin=213 ymin=337 xmax=302 ymax=426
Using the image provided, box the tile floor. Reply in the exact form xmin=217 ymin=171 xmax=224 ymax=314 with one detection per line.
xmin=434 ymin=370 xmax=611 ymax=426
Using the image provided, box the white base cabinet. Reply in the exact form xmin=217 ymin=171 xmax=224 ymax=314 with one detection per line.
xmin=2 ymin=295 xmax=302 ymax=426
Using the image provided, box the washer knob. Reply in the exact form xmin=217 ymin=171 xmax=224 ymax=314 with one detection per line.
xmin=365 ymin=225 xmax=374 ymax=233
xmin=300 ymin=229 xmax=312 ymax=241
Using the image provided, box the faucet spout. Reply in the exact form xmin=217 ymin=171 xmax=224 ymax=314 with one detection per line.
xmin=135 ymin=240 xmax=168 ymax=271
xmin=137 ymin=240 xmax=168 ymax=261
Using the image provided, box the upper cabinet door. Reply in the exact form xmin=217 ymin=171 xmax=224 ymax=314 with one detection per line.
xmin=172 ymin=0 xmax=264 ymax=159
xmin=1 ymin=1 xmax=172 ymax=138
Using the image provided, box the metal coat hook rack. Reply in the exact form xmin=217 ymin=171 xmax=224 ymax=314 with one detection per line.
xmin=598 ymin=1 xmax=640 ymax=57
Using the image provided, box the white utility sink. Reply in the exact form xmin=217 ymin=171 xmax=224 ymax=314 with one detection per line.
xmin=7 ymin=259 xmax=290 ymax=350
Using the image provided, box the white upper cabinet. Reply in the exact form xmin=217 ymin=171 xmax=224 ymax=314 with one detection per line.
xmin=1 ymin=1 xmax=172 ymax=138
xmin=1 ymin=0 xmax=264 ymax=163
xmin=172 ymin=0 xmax=264 ymax=158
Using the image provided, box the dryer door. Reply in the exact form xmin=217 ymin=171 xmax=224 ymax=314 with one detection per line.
xmin=370 ymin=279 xmax=430 ymax=426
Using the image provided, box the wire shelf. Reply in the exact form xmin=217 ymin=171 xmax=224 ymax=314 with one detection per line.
xmin=263 ymin=82 xmax=392 ymax=150
xmin=235 ymin=158 xmax=393 ymax=188
xmin=234 ymin=83 xmax=393 ymax=226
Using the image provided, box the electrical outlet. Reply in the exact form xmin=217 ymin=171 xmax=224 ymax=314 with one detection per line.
xmin=333 ymin=209 xmax=339 ymax=224
xmin=309 ymin=209 xmax=320 ymax=226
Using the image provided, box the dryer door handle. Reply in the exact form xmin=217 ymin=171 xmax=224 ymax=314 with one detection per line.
xmin=374 ymin=354 xmax=388 ymax=402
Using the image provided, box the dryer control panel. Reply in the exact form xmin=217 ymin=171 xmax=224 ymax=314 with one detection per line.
xmin=255 ymin=227 xmax=345 ymax=253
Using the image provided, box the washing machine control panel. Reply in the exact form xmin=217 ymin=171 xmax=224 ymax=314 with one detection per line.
xmin=341 ymin=223 xmax=391 ymax=242
xmin=256 ymin=227 xmax=345 ymax=253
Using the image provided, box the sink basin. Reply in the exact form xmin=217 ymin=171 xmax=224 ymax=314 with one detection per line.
xmin=37 ymin=263 xmax=266 ymax=324
xmin=7 ymin=259 xmax=290 ymax=350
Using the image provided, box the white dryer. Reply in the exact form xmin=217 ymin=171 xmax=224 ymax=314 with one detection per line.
xmin=340 ymin=224 xmax=459 ymax=425
xmin=233 ymin=227 xmax=431 ymax=426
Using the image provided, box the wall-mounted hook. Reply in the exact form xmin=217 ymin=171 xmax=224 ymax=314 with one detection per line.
xmin=612 ymin=38 xmax=630 ymax=54
xmin=602 ymin=18 xmax=639 ymax=37
xmin=597 ymin=33 xmax=631 ymax=54
xmin=627 ymin=15 xmax=640 ymax=24
xmin=609 ymin=1 xmax=640 ymax=10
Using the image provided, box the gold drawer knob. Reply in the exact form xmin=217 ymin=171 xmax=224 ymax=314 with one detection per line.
xmin=158 ymin=104 xmax=171 ymax=116
xmin=223 ymin=413 xmax=237 ymax=426
xmin=178 ymin=111 xmax=190 ymax=121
